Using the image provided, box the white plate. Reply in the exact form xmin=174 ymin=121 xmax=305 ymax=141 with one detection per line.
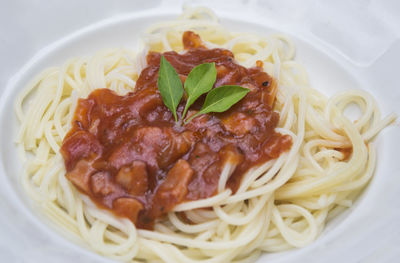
xmin=1 ymin=1 xmax=399 ymax=262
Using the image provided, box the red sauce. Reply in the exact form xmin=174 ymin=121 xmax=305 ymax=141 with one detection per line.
xmin=60 ymin=31 xmax=292 ymax=228
xmin=336 ymin=147 xmax=353 ymax=161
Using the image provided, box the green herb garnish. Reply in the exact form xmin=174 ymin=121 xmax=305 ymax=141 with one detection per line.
xmin=182 ymin=62 xmax=216 ymax=119
xmin=184 ymin=85 xmax=250 ymax=124
xmin=157 ymin=56 xmax=250 ymax=125
xmin=157 ymin=56 xmax=183 ymax=122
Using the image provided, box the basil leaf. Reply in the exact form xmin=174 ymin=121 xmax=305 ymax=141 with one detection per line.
xmin=157 ymin=56 xmax=183 ymax=122
xmin=185 ymin=85 xmax=250 ymax=123
xmin=182 ymin=63 xmax=216 ymax=119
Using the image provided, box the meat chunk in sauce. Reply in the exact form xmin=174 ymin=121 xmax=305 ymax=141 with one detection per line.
xmin=60 ymin=31 xmax=291 ymax=229
xmin=152 ymin=159 xmax=194 ymax=217
xmin=108 ymin=127 xmax=193 ymax=173
xmin=183 ymin=31 xmax=205 ymax=49
xmin=186 ymin=143 xmax=219 ymax=199
xmin=91 ymin=171 xmax=118 ymax=196
xmin=61 ymin=131 xmax=102 ymax=171
xmin=116 ymin=161 xmax=148 ymax=195
xmin=113 ymin=198 xmax=143 ymax=223
xmin=65 ymin=159 xmax=96 ymax=193
xmin=221 ymin=112 xmax=257 ymax=135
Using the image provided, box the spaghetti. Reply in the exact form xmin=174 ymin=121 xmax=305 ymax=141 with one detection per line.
xmin=15 ymin=7 xmax=396 ymax=263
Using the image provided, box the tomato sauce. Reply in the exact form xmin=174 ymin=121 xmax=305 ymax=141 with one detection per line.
xmin=60 ymin=31 xmax=291 ymax=228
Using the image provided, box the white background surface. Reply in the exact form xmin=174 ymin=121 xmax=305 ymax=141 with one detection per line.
xmin=0 ymin=0 xmax=400 ymax=262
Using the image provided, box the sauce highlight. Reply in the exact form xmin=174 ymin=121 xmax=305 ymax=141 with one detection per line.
xmin=60 ymin=31 xmax=291 ymax=228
